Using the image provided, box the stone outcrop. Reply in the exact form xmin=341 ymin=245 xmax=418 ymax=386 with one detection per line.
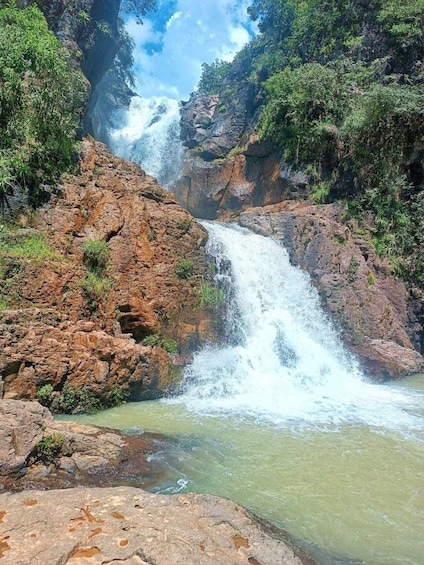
xmin=240 ymin=202 xmax=424 ymax=379
xmin=0 ymin=399 xmax=165 ymax=491
xmin=175 ymin=95 xmax=309 ymax=219
xmin=35 ymin=0 xmax=121 ymax=90
xmin=0 ymin=138 xmax=218 ymax=404
xmin=0 ymin=486 xmax=308 ymax=565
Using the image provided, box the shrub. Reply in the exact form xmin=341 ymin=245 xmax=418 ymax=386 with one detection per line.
xmin=198 ymin=280 xmax=225 ymax=307
xmin=30 ymin=433 xmax=64 ymax=464
xmin=142 ymin=333 xmax=179 ymax=353
xmin=0 ymin=2 xmax=87 ymax=207
xmin=36 ymin=384 xmax=54 ymax=406
xmin=174 ymin=259 xmax=193 ymax=279
xmin=57 ymin=382 xmax=101 ymax=414
xmin=83 ymin=239 xmax=109 ymax=274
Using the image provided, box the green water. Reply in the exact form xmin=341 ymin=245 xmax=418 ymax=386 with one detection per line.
xmin=64 ymin=376 xmax=424 ymax=565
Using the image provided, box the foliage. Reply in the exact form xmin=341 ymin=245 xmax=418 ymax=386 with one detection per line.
xmin=174 ymin=259 xmax=193 ymax=279
xmin=142 ymin=333 xmax=178 ymax=353
xmin=36 ymin=382 xmax=128 ymax=414
xmin=0 ymin=2 xmax=86 ymax=208
xmin=30 ymin=433 xmax=64 ymax=464
xmin=120 ymin=0 xmax=157 ymax=24
xmin=198 ymin=280 xmax=225 ymax=308
xmin=81 ymin=272 xmax=113 ymax=309
xmin=83 ymin=239 xmax=109 ymax=274
xmin=0 ymin=230 xmax=59 ymax=260
xmin=378 ymin=0 xmax=424 ymax=47
xmin=107 ymin=386 xmax=129 ymax=407
xmin=195 ymin=59 xmax=230 ymax=95
xmin=57 ymin=382 xmax=101 ymax=414
xmin=36 ymin=384 xmax=54 ymax=406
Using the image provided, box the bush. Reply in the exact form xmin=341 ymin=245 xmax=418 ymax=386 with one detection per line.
xmin=198 ymin=280 xmax=225 ymax=307
xmin=174 ymin=259 xmax=193 ymax=279
xmin=0 ymin=2 xmax=87 ymax=208
xmin=142 ymin=333 xmax=178 ymax=353
xmin=57 ymin=382 xmax=101 ymax=414
xmin=30 ymin=433 xmax=64 ymax=464
xmin=36 ymin=384 xmax=54 ymax=406
xmin=83 ymin=239 xmax=109 ymax=274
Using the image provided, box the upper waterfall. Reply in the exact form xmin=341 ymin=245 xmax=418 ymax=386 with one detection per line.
xmin=108 ymin=96 xmax=183 ymax=188
xmin=171 ymin=222 xmax=424 ymax=432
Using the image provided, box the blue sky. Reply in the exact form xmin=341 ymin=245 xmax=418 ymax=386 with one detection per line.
xmin=125 ymin=0 xmax=257 ymax=100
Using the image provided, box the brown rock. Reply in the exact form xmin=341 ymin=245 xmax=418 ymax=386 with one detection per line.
xmin=240 ymin=202 xmax=424 ymax=379
xmin=0 ymin=486 xmax=307 ymax=565
xmin=0 ymin=138 xmax=218 ymax=403
xmin=0 ymin=399 xmax=167 ymax=492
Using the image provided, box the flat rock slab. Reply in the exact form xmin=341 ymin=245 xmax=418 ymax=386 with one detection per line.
xmin=0 ymin=486 xmax=304 ymax=565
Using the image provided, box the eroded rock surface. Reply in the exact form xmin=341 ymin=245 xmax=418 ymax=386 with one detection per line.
xmin=0 ymin=400 xmax=165 ymax=492
xmin=0 ymin=486 xmax=306 ymax=565
xmin=240 ymin=202 xmax=424 ymax=379
xmin=0 ymin=138 xmax=218 ymax=403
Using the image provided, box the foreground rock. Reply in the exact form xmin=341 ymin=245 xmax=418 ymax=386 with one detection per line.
xmin=240 ymin=202 xmax=424 ymax=379
xmin=0 ymin=138 xmax=219 ymax=404
xmin=0 ymin=486 xmax=307 ymax=565
xmin=0 ymin=400 xmax=165 ymax=492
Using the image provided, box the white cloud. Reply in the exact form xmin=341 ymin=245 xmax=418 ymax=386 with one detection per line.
xmin=129 ymin=0 xmax=255 ymax=100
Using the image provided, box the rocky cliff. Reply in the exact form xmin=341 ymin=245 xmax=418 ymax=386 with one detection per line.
xmin=176 ymin=79 xmax=424 ymax=379
xmin=0 ymin=138 xmax=218 ymax=406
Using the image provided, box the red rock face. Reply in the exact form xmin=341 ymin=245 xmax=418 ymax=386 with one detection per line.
xmin=0 ymin=138 xmax=219 ymax=404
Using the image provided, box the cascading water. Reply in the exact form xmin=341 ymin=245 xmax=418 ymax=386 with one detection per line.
xmin=174 ymin=222 xmax=424 ymax=432
xmin=108 ymin=96 xmax=183 ymax=188
xmin=68 ymin=221 xmax=424 ymax=564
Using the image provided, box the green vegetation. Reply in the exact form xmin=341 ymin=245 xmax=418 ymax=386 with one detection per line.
xmin=0 ymin=230 xmax=59 ymax=260
xmin=81 ymin=238 xmax=112 ymax=311
xmin=142 ymin=333 xmax=178 ymax=353
xmin=83 ymin=239 xmax=109 ymax=274
xmin=0 ymin=2 xmax=86 ymax=210
xmin=30 ymin=433 xmax=64 ymax=464
xmin=36 ymin=382 xmax=129 ymax=414
xmin=196 ymin=59 xmax=230 ymax=95
xmin=174 ymin=259 xmax=194 ymax=279
xmin=198 ymin=280 xmax=225 ymax=308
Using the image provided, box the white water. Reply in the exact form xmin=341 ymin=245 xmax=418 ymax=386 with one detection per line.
xmin=171 ymin=222 xmax=424 ymax=433
xmin=67 ymin=222 xmax=424 ymax=564
xmin=109 ymin=96 xmax=183 ymax=188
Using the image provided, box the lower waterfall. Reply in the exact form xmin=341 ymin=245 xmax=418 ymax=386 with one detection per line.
xmin=173 ymin=222 xmax=423 ymax=432
xmin=67 ymin=222 xmax=424 ymax=565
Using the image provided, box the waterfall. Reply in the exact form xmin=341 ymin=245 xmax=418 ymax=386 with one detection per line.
xmin=172 ymin=222 xmax=424 ymax=431
xmin=108 ymin=96 xmax=183 ymax=188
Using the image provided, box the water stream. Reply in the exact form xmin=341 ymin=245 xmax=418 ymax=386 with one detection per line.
xmin=67 ymin=223 xmax=424 ymax=564
xmin=107 ymin=96 xmax=183 ymax=188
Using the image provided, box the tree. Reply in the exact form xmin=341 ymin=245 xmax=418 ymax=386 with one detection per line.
xmin=0 ymin=2 xmax=87 ymax=207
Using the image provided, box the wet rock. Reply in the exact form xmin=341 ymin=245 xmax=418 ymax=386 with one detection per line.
xmin=0 ymin=399 xmax=165 ymax=492
xmin=240 ymin=202 xmax=424 ymax=379
xmin=0 ymin=486 xmax=306 ymax=565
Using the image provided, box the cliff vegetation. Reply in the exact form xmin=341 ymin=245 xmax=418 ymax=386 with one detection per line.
xmin=198 ymin=0 xmax=424 ymax=287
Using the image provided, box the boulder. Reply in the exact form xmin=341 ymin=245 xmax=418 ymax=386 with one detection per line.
xmin=0 ymin=399 xmax=166 ymax=492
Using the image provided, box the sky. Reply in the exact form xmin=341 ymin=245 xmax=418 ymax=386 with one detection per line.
xmin=125 ymin=0 xmax=257 ymax=100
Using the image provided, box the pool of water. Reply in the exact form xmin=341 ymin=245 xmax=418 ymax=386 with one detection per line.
xmin=64 ymin=374 xmax=424 ymax=565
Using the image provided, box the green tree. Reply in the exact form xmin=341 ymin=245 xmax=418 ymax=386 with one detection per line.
xmin=0 ymin=2 xmax=87 ymax=208
xmin=196 ymin=59 xmax=230 ymax=95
